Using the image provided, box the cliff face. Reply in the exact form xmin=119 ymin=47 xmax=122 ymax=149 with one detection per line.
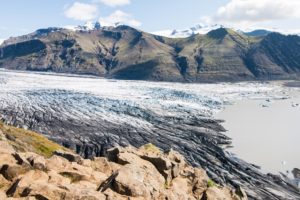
xmin=1 ymin=26 xmax=300 ymax=82
xmin=0 ymin=123 xmax=246 ymax=200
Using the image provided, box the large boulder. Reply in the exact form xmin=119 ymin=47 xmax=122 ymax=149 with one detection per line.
xmin=91 ymin=157 xmax=113 ymax=175
xmin=13 ymin=152 xmax=46 ymax=171
xmin=137 ymin=145 xmax=187 ymax=184
xmin=180 ymin=166 xmax=209 ymax=197
xmin=20 ymin=182 xmax=68 ymax=200
xmin=292 ymin=168 xmax=300 ymax=179
xmin=0 ymin=174 xmax=10 ymax=191
xmin=0 ymin=140 xmax=15 ymax=154
xmin=11 ymin=170 xmax=49 ymax=197
xmin=0 ymin=153 xmax=18 ymax=169
xmin=201 ymin=186 xmax=247 ymax=200
xmin=46 ymin=155 xmax=71 ymax=171
xmin=168 ymin=177 xmax=196 ymax=200
xmin=104 ymin=188 xmax=131 ymax=200
xmin=54 ymin=150 xmax=83 ymax=164
xmin=47 ymin=170 xmax=71 ymax=185
xmin=113 ymin=163 xmax=165 ymax=199
xmin=0 ymin=164 xmax=31 ymax=181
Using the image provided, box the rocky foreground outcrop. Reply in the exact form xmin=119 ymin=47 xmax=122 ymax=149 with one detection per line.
xmin=0 ymin=125 xmax=247 ymax=200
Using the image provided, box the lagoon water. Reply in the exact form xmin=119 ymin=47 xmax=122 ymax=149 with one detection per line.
xmin=217 ymin=89 xmax=300 ymax=175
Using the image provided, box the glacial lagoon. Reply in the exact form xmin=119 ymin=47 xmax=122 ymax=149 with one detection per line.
xmin=217 ymin=88 xmax=300 ymax=176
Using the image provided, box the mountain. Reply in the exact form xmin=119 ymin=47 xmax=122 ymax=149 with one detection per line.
xmin=0 ymin=25 xmax=300 ymax=82
xmin=244 ymin=29 xmax=272 ymax=37
xmin=0 ymin=122 xmax=247 ymax=200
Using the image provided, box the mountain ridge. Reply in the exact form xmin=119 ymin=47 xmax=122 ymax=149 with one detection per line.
xmin=1 ymin=25 xmax=300 ymax=82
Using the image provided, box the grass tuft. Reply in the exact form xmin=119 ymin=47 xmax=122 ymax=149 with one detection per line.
xmin=207 ymin=179 xmax=216 ymax=188
xmin=0 ymin=122 xmax=67 ymax=157
xmin=142 ymin=143 xmax=161 ymax=153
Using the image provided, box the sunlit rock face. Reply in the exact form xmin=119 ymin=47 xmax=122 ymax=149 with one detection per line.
xmin=0 ymin=69 xmax=299 ymax=199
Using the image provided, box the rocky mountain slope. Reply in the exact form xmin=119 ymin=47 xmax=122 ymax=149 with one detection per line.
xmin=0 ymin=26 xmax=300 ymax=82
xmin=0 ymin=122 xmax=247 ymax=200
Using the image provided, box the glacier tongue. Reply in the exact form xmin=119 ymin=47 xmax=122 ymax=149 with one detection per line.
xmin=0 ymin=69 xmax=297 ymax=199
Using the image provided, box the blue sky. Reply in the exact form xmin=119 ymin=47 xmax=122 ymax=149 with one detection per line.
xmin=1 ymin=0 xmax=300 ymax=40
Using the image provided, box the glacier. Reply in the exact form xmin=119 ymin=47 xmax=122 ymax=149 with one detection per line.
xmin=0 ymin=69 xmax=299 ymax=199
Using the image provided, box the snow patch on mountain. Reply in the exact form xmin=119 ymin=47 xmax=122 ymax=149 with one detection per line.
xmin=65 ymin=21 xmax=101 ymax=31
xmin=0 ymin=39 xmax=4 ymax=45
xmin=152 ymin=24 xmax=222 ymax=38
xmin=153 ymin=24 xmax=300 ymax=38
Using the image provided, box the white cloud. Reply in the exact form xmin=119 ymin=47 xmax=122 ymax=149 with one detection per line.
xmin=204 ymin=0 xmax=300 ymax=26
xmin=99 ymin=10 xmax=141 ymax=27
xmin=98 ymin=0 xmax=130 ymax=7
xmin=64 ymin=2 xmax=98 ymax=21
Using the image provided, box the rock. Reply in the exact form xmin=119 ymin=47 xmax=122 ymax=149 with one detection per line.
xmin=12 ymin=152 xmax=35 ymax=166
xmin=0 ymin=191 xmax=6 ymax=200
xmin=0 ymin=174 xmax=10 ymax=191
xmin=21 ymin=182 xmax=68 ymax=200
xmin=30 ymin=155 xmax=46 ymax=171
xmin=0 ymin=131 xmax=16 ymax=157
xmin=0 ymin=164 xmax=31 ymax=181
xmin=91 ymin=157 xmax=112 ymax=175
xmin=90 ymin=170 xmax=108 ymax=186
xmin=65 ymin=187 xmax=107 ymax=200
xmin=54 ymin=150 xmax=83 ymax=164
xmin=169 ymin=177 xmax=195 ymax=200
xmin=13 ymin=152 xmax=46 ymax=171
xmin=166 ymin=149 xmax=187 ymax=178
xmin=104 ymin=188 xmax=129 ymax=200
xmin=0 ymin=153 xmax=18 ymax=169
xmin=109 ymin=162 xmax=122 ymax=172
xmin=46 ymin=155 xmax=70 ymax=171
xmin=81 ymin=158 xmax=92 ymax=167
xmin=71 ymin=180 xmax=98 ymax=190
xmin=0 ymin=123 xmax=246 ymax=200
xmin=192 ymin=168 xmax=210 ymax=196
xmin=97 ymin=171 xmax=119 ymax=192
xmin=47 ymin=170 xmax=71 ymax=185
xmin=113 ymin=163 xmax=165 ymax=199
xmin=234 ymin=186 xmax=248 ymax=200
xmin=138 ymin=145 xmax=177 ymax=184
xmin=201 ymin=186 xmax=239 ymax=200
xmin=59 ymin=171 xmax=86 ymax=183
xmin=292 ymin=168 xmax=300 ymax=179
xmin=117 ymin=152 xmax=145 ymax=165
xmin=107 ymin=147 xmax=121 ymax=162
xmin=0 ymin=141 xmax=15 ymax=154
xmin=13 ymin=170 xmax=49 ymax=197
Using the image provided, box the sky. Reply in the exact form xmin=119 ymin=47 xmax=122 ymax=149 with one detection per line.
xmin=1 ymin=0 xmax=300 ymax=42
